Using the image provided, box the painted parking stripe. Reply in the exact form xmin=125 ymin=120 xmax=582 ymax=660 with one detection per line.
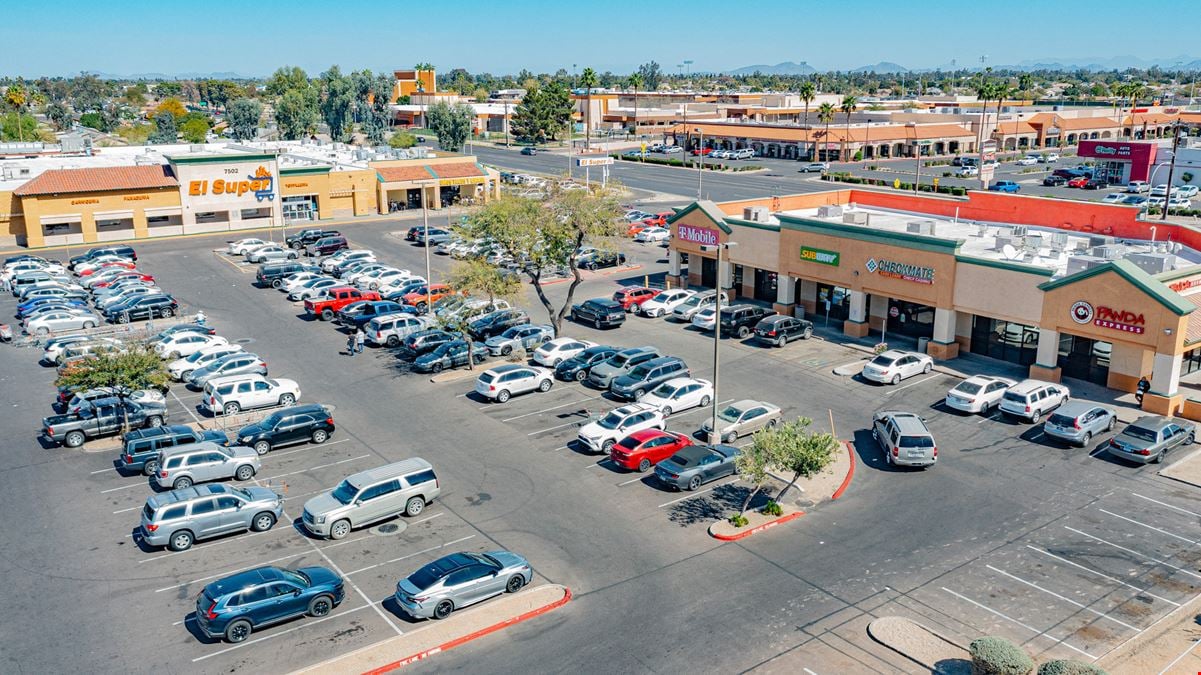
xmin=528 ymin=419 xmax=586 ymax=436
xmin=100 ymin=482 xmax=149 ymax=494
xmin=1098 ymin=509 xmax=1194 ymax=544
xmin=409 ymin=512 xmax=444 ymax=526
xmin=265 ymin=438 xmax=349 ymax=459
xmin=343 ymin=535 xmax=475 ymax=577
xmin=985 ymin=565 xmax=1141 ymax=632
xmin=156 ymin=549 xmax=310 ymax=592
xmin=1063 ymin=526 xmax=1201 ymax=580
xmin=1131 ymin=493 xmax=1201 ymax=519
xmin=170 ymin=388 xmax=202 ymax=425
xmin=91 ymin=467 xmax=117 ymax=475
xmin=1158 ymin=636 xmax=1201 ymax=675
xmin=617 ymin=476 xmax=644 ymax=486
xmin=886 ymin=374 xmax=939 ymax=395
xmin=191 ymin=603 xmax=375 ymax=662
xmin=1026 ymin=546 xmax=1181 ymax=607
xmin=940 ymin=587 xmax=1097 ymax=660
xmin=258 ymin=454 xmax=371 ymax=482
xmin=138 ymin=526 xmax=288 ymax=564
xmin=502 ymin=395 xmax=601 ymax=422
xmin=657 ymin=477 xmax=739 ymax=508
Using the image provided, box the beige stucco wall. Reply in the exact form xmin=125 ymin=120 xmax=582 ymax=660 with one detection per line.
xmin=953 ymin=261 xmax=1047 ymax=326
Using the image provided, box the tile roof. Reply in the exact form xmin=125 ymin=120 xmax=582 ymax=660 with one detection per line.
xmin=672 ymin=122 xmax=976 ymax=144
xmin=1026 ymin=113 xmax=1119 ymax=131
xmin=996 ymin=121 xmax=1038 ymax=135
xmin=430 ymin=162 xmax=485 ymax=179
xmin=376 ymin=165 xmax=436 ymax=182
xmin=1125 ymin=112 xmax=1178 ymax=125
xmin=14 ymin=165 xmax=177 ymax=197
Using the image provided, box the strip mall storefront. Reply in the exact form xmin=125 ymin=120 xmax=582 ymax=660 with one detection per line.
xmin=1076 ymin=140 xmax=1158 ymax=184
xmin=667 ymin=197 xmax=1201 ymax=416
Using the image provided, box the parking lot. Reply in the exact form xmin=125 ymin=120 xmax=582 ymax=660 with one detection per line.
xmin=6 ymin=215 xmax=1201 ymax=673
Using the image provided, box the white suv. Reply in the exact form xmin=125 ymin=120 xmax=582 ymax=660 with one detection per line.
xmin=639 ymin=289 xmax=695 ymax=318
xmin=205 ymin=375 xmax=301 ymax=415
xmin=998 ymin=379 xmax=1070 ymax=423
xmin=577 ymin=403 xmax=666 ymax=453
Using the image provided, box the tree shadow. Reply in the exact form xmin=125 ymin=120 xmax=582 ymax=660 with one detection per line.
xmin=666 ymin=482 xmax=775 ymax=527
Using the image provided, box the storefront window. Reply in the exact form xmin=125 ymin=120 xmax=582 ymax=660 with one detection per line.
xmin=701 ymin=257 xmax=717 ymax=288
xmin=1057 ymin=334 xmax=1110 ymax=386
xmin=970 ymin=317 xmax=1039 ymax=366
xmin=283 ymin=196 xmax=317 ymax=221
xmin=753 ymin=269 xmax=777 ymax=303
xmin=886 ymin=300 xmax=934 ymax=340
xmin=1184 ymin=348 xmax=1201 ymax=376
xmin=815 ymin=284 xmax=850 ymax=325
xmin=732 ymin=265 xmax=744 ymax=291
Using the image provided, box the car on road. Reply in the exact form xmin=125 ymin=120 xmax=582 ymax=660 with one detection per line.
xmin=227 ymin=238 xmax=270 ymax=255
xmin=1043 ymin=401 xmax=1117 ymax=447
xmin=944 ymin=375 xmax=1017 ymax=414
xmin=394 ymin=550 xmax=533 ymax=621
xmin=186 ymin=353 xmax=267 ymax=389
xmin=571 ymin=297 xmax=626 ymax=329
xmin=484 ymin=324 xmax=554 ymax=356
xmin=246 ymin=245 xmax=299 ymax=264
xmin=302 ymin=458 xmax=440 ymax=539
xmin=520 ymin=146 xmax=537 ymax=155
xmin=25 ymin=309 xmax=101 ymax=335
xmin=531 ymin=336 xmax=594 ymax=366
xmin=1125 ymin=181 xmax=1150 ymax=193
xmin=206 ymin=375 xmax=301 ymax=416
xmin=554 ymin=344 xmax=618 ymax=381
xmin=654 ymin=444 xmax=741 ymax=491
xmin=193 ymin=563 xmax=344 ymax=642
xmin=120 ymin=425 xmax=229 ymax=476
xmin=414 ymin=339 xmax=488 ymax=373
xmin=587 ymin=346 xmax=661 ymax=389
xmin=475 ymin=364 xmax=554 ymax=402
xmin=640 ymin=377 xmax=713 ymax=416
xmin=872 ymin=411 xmax=937 ymax=468
xmin=610 ymin=429 xmax=694 ymax=473
xmin=860 ymin=349 xmax=933 ymax=385
xmin=613 ymin=286 xmax=662 ymax=313
xmin=155 ymin=333 xmax=229 ymax=359
xmin=154 ymin=441 xmax=262 ymax=490
xmin=234 ymin=403 xmax=334 ymax=455
xmin=639 ymin=288 xmax=695 ymax=318
xmin=577 ymin=403 xmax=666 ymax=453
xmin=989 ymin=180 xmax=1020 ymax=193
xmin=998 ymin=379 xmax=1070 ymax=423
xmin=956 ymin=165 xmax=980 ymax=177
xmin=167 ymin=345 xmax=244 ymax=381
xmin=1105 ymin=415 xmax=1194 ymax=464
xmin=634 ymin=226 xmax=670 ymax=243
xmin=610 ymin=355 xmax=689 ymax=401
xmin=671 ymin=290 xmax=725 ymax=322
xmin=753 ymin=314 xmax=813 ymax=346
xmin=700 ymin=399 xmax=782 ymax=444
xmin=366 ymin=314 xmax=431 ymax=347
xmin=1042 ymin=175 xmax=1068 ymax=187
xmin=798 ymin=162 xmax=829 ymax=173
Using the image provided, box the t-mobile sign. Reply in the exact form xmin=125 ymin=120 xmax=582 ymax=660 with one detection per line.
xmin=676 ymin=225 xmax=719 ymax=246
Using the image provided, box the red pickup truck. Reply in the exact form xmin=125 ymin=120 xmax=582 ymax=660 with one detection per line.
xmin=304 ymin=287 xmax=381 ymax=321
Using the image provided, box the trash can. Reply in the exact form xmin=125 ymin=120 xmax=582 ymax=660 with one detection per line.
xmin=917 ymin=337 xmax=929 ymax=354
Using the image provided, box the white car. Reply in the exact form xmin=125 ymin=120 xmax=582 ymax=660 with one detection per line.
xmin=321 ymin=251 xmax=375 ymax=273
xmin=640 ymin=377 xmax=713 ymax=416
xmin=246 ymin=245 xmax=298 ymax=264
xmin=577 ymin=403 xmax=666 ymax=454
xmin=634 ymin=227 xmax=670 ymax=243
xmin=43 ymin=337 xmax=120 ymax=364
xmin=1125 ymin=181 xmax=1150 ymax=193
xmin=288 ymin=277 xmax=341 ymax=301
xmin=281 ymin=272 xmax=327 ymax=293
xmin=26 ymin=310 xmax=101 ymax=335
xmin=956 ymin=165 xmax=980 ymax=177
xmin=345 ymin=265 xmax=397 ymax=286
xmin=532 ymin=337 xmax=596 ymax=367
xmin=475 ymin=364 xmax=554 ymax=403
xmin=74 ymin=256 xmax=130 ymax=275
xmin=228 ymin=238 xmax=270 ymax=255
xmin=860 ymin=349 xmax=934 ymax=385
xmin=1150 ymin=184 xmax=1172 ymax=198
xmin=1177 ymin=185 xmax=1200 ymax=199
xmin=944 ymin=375 xmax=1018 ymax=414
xmin=639 ymin=289 xmax=695 ymax=318
xmin=167 ymin=344 xmax=244 ymax=381
xmin=3 ymin=261 xmax=67 ymax=280
xmin=1017 ymin=156 xmax=1039 ymax=166
xmin=1102 ymin=193 xmax=1127 ymax=204
xmin=1168 ymin=197 xmax=1193 ymax=210
xmin=205 ymin=375 xmax=301 ymax=415
xmin=155 ymin=333 xmax=230 ymax=359
xmin=1043 ymin=153 xmax=1060 ymax=163
xmin=360 ymin=269 xmax=415 ymax=291
xmin=691 ymin=307 xmax=718 ymax=331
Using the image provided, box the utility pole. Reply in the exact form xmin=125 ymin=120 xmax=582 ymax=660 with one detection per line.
xmin=1162 ymin=123 xmax=1184 ymax=221
xmin=696 ymin=127 xmax=704 ymax=199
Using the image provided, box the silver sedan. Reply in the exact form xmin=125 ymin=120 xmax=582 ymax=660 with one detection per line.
xmin=394 ymin=550 xmax=533 ymax=620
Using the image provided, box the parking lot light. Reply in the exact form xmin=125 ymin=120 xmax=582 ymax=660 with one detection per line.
xmin=699 ymin=242 xmax=737 ymax=443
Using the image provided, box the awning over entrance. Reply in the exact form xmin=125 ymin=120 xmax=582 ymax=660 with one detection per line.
xmin=375 ymin=162 xmax=487 ymax=187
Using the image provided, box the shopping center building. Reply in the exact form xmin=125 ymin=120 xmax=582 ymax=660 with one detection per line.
xmin=666 ymin=188 xmax=1201 ymax=415
xmin=0 ymin=141 xmax=500 ymax=248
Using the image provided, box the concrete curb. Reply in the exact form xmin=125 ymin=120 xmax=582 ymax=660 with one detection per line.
xmin=708 ymin=510 xmax=804 ymax=541
xmin=831 ymin=441 xmax=856 ymax=500
xmin=1157 ymin=445 xmax=1201 ymax=489
xmin=428 ymin=369 xmax=480 ymax=384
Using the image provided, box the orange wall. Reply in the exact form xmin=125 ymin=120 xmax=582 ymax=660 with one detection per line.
xmin=0 ymin=189 xmax=24 ymax=239
xmin=717 ymin=190 xmax=850 ymax=217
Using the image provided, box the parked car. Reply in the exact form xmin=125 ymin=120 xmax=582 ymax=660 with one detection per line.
xmin=1016 ymin=156 xmax=1039 ymax=166
xmin=155 ymin=333 xmax=229 ymax=359
xmin=61 ymin=385 xmax=164 ymax=415
xmin=246 ymin=245 xmax=299 ymax=264
xmin=336 ymin=300 xmax=411 ymax=330
xmin=989 ymin=180 xmax=1020 ymax=193
xmin=414 ymin=339 xmax=488 ymax=373
xmin=475 ymin=364 xmax=554 ymax=402
xmin=154 ymin=441 xmax=262 ymax=490
xmin=798 ymin=162 xmax=829 ymax=173
xmin=401 ymin=329 xmax=457 ymax=357
xmin=167 ymin=345 xmax=244 ymax=381
xmin=1067 ymin=176 xmax=1090 ymax=188
xmin=484 ymin=324 xmax=554 ymax=356
xmin=305 ymin=235 xmax=349 ymax=257
xmin=860 ymin=349 xmax=933 ymax=385
xmin=193 ymin=562 xmax=343 ymax=642
xmin=654 ymin=444 xmax=740 ymax=490
xmin=401 ymin=284 xmax=456 ymax=313
xmin=1043 ymin=175 xmax=1068 ymax=187
xmin=305 ymin=287 xmax=381 ymax=321
xmin=753 ymin=315 xmax=813 ymax=346
xmin=639 ymin=289 xmax=696 ymax=318
xmin=42 ymin=396 xmax=167 ymax=448
xmin=366 ymin=314 xmax=430 ymax=347
xmin=1082 ymin=178 xmax=1108 ymax=190
xmin=719 ymin=304 xmax=776 ymax=338
xmin=1125 ymin=181 xmax=1151 ymax=193
xmin=610 ymin=355 xmax=690 ymax=400
xmin=286 ymin=228 xmax=341 ymax=250
xmin=872 ymin=411 xmax=937 ymax=468
xmin=26 ymin=309 xmax=101 ymax=335
xmin=634 ymin=227 xmax=671 ymax=243
xmin=613 ymin=287 xmax=662 ymax=313
xmin=691 ymin=307 xmax=718 ymax=331
xmin=68 ymin=245 xmax=135 ymax=270
xmin=206 ymin=375 xmax=301 ymax=416
xmin=393 ymin=549 xmax=532 ymax=621
xmin=577 ymin=403 xmax=666 ymax=453
xmin=944 ymin=375 xmax=1017 ymax=414
xmin=1105 ymin=415 xmax=1194 ymax=464
xmin=288 ymin=277 xmax=340 ymax=301
xmin=319 ymin=250 xmax=374 ymax=273
xmin=610 ymin=429 xmax=694 ymax=473
xmin=577 ymin=250 xmax=627 ymax=270
xmin=640 ymin=377 xmax=713 ymax=416
xmin=416 ymin=228 xmax=452 ymax=247
xmin=120 ymin=425 xmax=228 ymax=476
xmin=1043 ymin=401 xmax=1117 ymax=447
xmin=1102 ymin=192 xmax=1127 ymax=204
xmin=998 ymin=379 xmax=1070 ymax=423
xmin=570 ymin=298 xmax=626 ymax=329
xmin=259 ymin=264 xmax=322 ymax=289
xmin=302 ymin=458 xmax=440 ymax=539
xmin=957 ymin=165 xmax=980 ymax=177
xmin=234 ymin=403 xmax=335 ymax=455
xmin=227 ymin=238 xmax=270 ymax=255
xmin=671 ymin=290 xmax=725 ymax=322
xmin=186 ymin=353 xmax=268 ymax=389
xmin=141 ymin=484 xmax=284 ymax=554
xmin=1122 ymin=194 xmax=1150 ymax=206
xmin=468 ymin=308 xmax=530 ymax=340
xmin=555 ymin=344 xmax=619 ymax=381
xmin=587 ymin=346 xmax=661 ymax=389
xmin=700 ymin=399 xmax=782 ymax=444
xmin=103 ymin=295 xmax=179 ymax=323
xmin=531 ymin=337 xmax=594 ymax=366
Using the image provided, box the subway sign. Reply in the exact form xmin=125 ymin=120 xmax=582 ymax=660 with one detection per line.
xmin=800 ymin=246 xmax=840 ymax=266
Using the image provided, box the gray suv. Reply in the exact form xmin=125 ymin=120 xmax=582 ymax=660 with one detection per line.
xmin=872 ymin=411 xmax=937 ymax=468
xmin=1043 ymin=401 xmax=1116 ymax=447
xmin=154 ymin=441 xmax=262 ymax=490
xmin=139 ymin=483 xmax=283 ymax=551
xmin=587 ymin=346 xmax=661 ymax=389
xmin=610 ymin=356 xmax=689 ymax=400
xmin=302 ymin=458 xmax=441 ymax=539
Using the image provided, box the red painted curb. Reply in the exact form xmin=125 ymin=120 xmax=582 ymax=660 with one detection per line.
xmin=709 ymin=510 xmax=805 ymax=541
xmin=831 ymin=441 xmax=856 ymax=500
xmin=362 ymin=587 xmax=572 ymax=674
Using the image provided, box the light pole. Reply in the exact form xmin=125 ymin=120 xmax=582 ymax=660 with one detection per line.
xmin=700 ymin=242 xmax=737 ymax=444
xmin=695 ymin=127 xmax=704 ymax=199
xmin=419 ymin=179 xmax=437 ymax=293
xmin=1162 ymin=123 xmax=1185 ymax=221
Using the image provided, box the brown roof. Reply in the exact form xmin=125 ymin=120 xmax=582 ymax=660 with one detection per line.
xmin=430 ymin=162 xmax=485 ymax=179
xmin=996 ymin=121 xmax=1038 ymax=135
xmin=1027 ymin=113 xmax=1118 ymax=131
xmin=673 ymin=122 xmax=975 ymax=144
xmin=376 ymin=165 xmax=435 ymax=182
xmin=14 ymin=165 xmax=177 ymax=197
xmin=1125 ymin=112 xmax=1178 ymax=125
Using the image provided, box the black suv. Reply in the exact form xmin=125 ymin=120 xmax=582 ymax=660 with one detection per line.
xmin=286 ymin=228 xmax=341 ymax=249
xmin=468 ymin=309 xmax=530 ymax=339
xmin=256 ymin=261 xmax=321 ymax=288
xmin=571 ymin=298 xmax=626 ymax=329
xmin=719 ymin=305 xmax=776 ymax=338
xmin=402 ymin=329 xmax=457 ymax=357
xmin=1042 ymin=175 xmax=1068 ymax=187
xmin=753 ymin=315 xmax=814 ymax=347
xmin=233 ymin=404 xmax=335 ymax=455
xmin=555 ymin=345 xmax=618 ymax=381
xmin=577 ymin=251 xmax=627 ymax=270
xmin=119 ymin=425 xmax=229 ymax=475
xmin=103 ymin=295 xmax=179 ymax=323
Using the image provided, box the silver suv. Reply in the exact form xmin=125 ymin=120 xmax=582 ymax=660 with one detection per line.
xmin=999 ymin=379 xmax=1070 ymax=423
xmin=155 ymin=441 xmax=262 ymax=490
xmin=872 ymin=411 xmax=937 ymax=468
xmin=1043 ymin=401 xmax=1116 ymax=447
xmin=366 ymin=314 xmax=430 ymax=347
xmin=587 ymin=346 xmax=661 ymax=389
xmin=671 ymin=291 xmax=726 ymax=322
xmin=139 ymin=483 xmax=283 ymax=551
xmin=302 ymin=458 xmax=441 ymax=539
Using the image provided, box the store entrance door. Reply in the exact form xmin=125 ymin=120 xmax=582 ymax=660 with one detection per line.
xmin=753 ymin=268 xmax=777 ymax=303
xmin=1057 ymin=333 xmax=1111 ymax=386
xmin=701 ymin=257 xmax=717 ymax=288
xmin=885 ymin=300 xmax=934 ymax=340
xmin=282 ymin=196 xmax=317 ymax=221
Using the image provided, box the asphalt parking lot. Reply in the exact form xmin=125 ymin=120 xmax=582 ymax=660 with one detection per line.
xmin=5 ymin=215 xmax=1201 ymax=673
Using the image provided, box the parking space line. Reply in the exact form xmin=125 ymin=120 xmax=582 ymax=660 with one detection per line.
xmin=803 ymin=669 xmax=818 ymax=675
xmin=191 ymin=602 xmax=374 ymax=662
xmin=156 ymin=550 xmax=310 ymax=592
xmin=343 ymin=535 xmax=475 ymax=577
xmin=886 ymin=374 xmax=939 ymax=395
xmin=137 ymin=527 xmax=286 ymax=564
xmin=1158 ymin=635 xmax=1201 ymax=675
xmin=410 ymin=512 xmax=444 ymax=526
xmin=90 ymin=467 xmax=116 ymax=475
xmin=1098 ymin=509 xmax=1194 ymax=544
xmin=502 ymin=396 xmax=600 ymax=422
xmin=985 ymin=564 xmax=1141 ymax=632
xmin=266 ymin=438 xmax=349 ymax=459
xmin=170 ymin=388 xmax=202 ymax=425
xmin=1026 ymin=546 xmax=1182 ymax=606
xmin=258 ymin=454 xmax=371 ymax=482
xmin=283 ymin=487 xmax=332 ymax=502
xmin=528 ymin=419 xmax=586 ymax=436
xmin=1063 ymin=526 xmax=1201 ymax=580
xmin=100 ymin=482 xmax=148 ymax=494
xmin=658 ymin=478 xmax=738 ymax=508
xmin=113 ymin=504 xmax=142 ymax=514
xmin=1132 ymin=493 xmax=1201 ymax=519
xmin=940 ymin=587 xmax=1097 ymax=660
xmin=617 ymin=476 xmax=644 ymax=486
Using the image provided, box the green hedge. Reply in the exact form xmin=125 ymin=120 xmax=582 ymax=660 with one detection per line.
xmin=611 ymin=153 xmax=760 ymax=172
xmin=969 ymin=636 xmax=1034 ymax=675
xmin=821 ymin=172 xmax=967 ymax=197
xmin=1036 ymin=660 xmax=1106 ymax=675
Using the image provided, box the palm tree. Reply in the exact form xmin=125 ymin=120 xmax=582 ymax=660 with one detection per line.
xmin=579 ymin=67 xmax=598 ymax=150
xmin=5 ymin=82 xmax=29 ymax=142
xmin=627 ymin=73 xmax=644 ymax=140
xmin=839 ymin=95 xmax=858 ymax=162
xmin=973 ymin=79 xmax=995 ymax=156
xmin=992 ymin=82 xmax=1012 ymax=151
xmin=816 ymin=102 xmax=836 ymax=162
xmin=799 ymin=81 xmax=816 ymax=128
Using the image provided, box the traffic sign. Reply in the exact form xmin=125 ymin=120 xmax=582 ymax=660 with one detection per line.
xmin=889 ymin=306 xmax=900 ymax=318
xmin=893 ymin=178 xmax=901 ymax=189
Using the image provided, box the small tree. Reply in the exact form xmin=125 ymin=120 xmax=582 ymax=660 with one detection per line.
xmin=426 ymin=101 xmax=474 ymax=152
xmin=765 ymin=418 xmax=839 ymax=503
xmin=969 ymin=636 xmax=1034 ymax=675
xmin=433 ymin=259 xmax=523 ymax=370
xmin=180 ymin=117 xmax=209 ymax=143
xmin=735 ymin=433 xmax=773 ymax=516
xmin=148 ymin=111 xmax=177 ymax=144
xmin=226 ymin=98 xmax=262 ymax=141
xmin=388 ymin=131 xmax=417 ymax=149
xmin=46 ymin=102 xmax=72 ymax=130
xmin=155 ymin=97 xmax=187 ymax=120
xmin=55 ymin=345 xmax=170 ymax=432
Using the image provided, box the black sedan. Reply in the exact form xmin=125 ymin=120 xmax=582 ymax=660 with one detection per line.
xmin=1042 ymin=175 xmax=1068 ymax=187
xmin=104 ymin=295 xmax=179 ymax=323
xmin=654 ymin=444 xmax=741 ymax=491
xmin=413 ymin=339 xmax=488 ymax=373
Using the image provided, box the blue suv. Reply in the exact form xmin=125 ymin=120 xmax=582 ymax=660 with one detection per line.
xmin=194 ymin=566 xmax=345 ymax=643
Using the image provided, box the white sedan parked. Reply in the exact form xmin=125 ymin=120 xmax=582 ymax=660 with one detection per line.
xmin=640 ymin=377 xmax=713 ymax=416
xmin=155 ymin=333 xmax=230 ymax=359
xmin=281 ymin=272 xmax=327 ymax=293
xmin=860 ymin=349 xmax=933 ymax=385
xmin=246 ymin=245 xmax=298 ymax=264
xmin=634 ymin=227 xmax=670 ymax=243
xmin=26 ymin=310 xmax=101 ymax=335
xmin=228 ymin=238 xmax=270 ymax=255
xmin=691 ymin=307 xmax=718 ymax=331
xmin=944 ymin=375 xmax=1018 ymax=414
xmin=532 ymin=337 xmax=596 ymax=367
xmin=638 ymin=289 xmax=695 ymax=318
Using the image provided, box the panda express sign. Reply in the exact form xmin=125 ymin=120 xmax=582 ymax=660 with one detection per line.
xmin=1070 ymin=300 xmax=1145 ymax=334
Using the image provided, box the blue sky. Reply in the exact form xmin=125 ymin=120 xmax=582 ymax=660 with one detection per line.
xmin=4 ymin=0 xmax=1198 ymax=77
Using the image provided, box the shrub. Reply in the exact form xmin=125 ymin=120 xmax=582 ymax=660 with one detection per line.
xmin=852 ymin=150 xmax=863 ymax=161
xmin=969 ymin=636 xmax=1033 ymax=675
xmin=728 ymin=513 xmax=749 ymax=527
xmin=761 ymin=500 xmax=783 ymax=517
xmin=1182 ymin=172 xmax=1194 ymax=182
xmin=1036 ymin=660 xmax=1106 ymax=675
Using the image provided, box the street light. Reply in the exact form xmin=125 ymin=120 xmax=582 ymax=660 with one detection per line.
xmin=417 ymin=179 xmax=438 ymax=295
xmin=695 ymin=127 xmax=704 ymax=199
xmin=699 ymin=242 xmax=737 ymax=444
xmin=1162 ymin=123 xmax=1186 ymax=221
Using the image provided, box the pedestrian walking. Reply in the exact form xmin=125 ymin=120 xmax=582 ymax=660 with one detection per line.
xmin=354 ymin=328 xmax=366 ymax=355
xmin=346 ymin=332 xmax=356 ymax=357
xmin=195 ymin=310 xmax=207 ymax=327
xmin=1136 ymin=375 xmax=1150 ymax=405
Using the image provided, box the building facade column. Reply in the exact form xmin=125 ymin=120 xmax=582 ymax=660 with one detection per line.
xmin=132 ymin=210 xmax=149 ymax=239
xmin=843 ymin=290 xmax=870 ymax=338
xmin=717 ymin=259 xmax=733 ymax=292
xmin=799 ymin=279 xmax=819 ymax=318
xmin=80 ymin=212 xmax=98 ymax=244
xmin=1029 ymin=328 xmax=1062 ymax=382
xmin=928 ymin=307 xmax=960 ymax=360
xmin=773 ymin=275 xmax=796 ymax=317
xmin=667 ymin=249 xmax=686 ymax=289
xmin=1144 ymin=352 xmax=1185 ymax=415
xmin=868 ymin=293 xmax=889 ymax=333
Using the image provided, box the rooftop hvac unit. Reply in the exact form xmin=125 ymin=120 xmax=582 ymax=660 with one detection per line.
xmin=189 ymin=144 xmax=205 ymax=153
xmin=843 ymin=211 xmax=868 ymax=225
xmin=1066 ymin=255 xmax=1108 ymax=275
xmin=1025 ymin=234 xmax=1043 ymax=251
xmin=976 ymin=224 xmax=989 ymax=237
xmin=744 ymin=206 xmax=770 ymax=223
xmin=1088 ymin=235 xmax=1115 ymax=247
xmin=993 ymin=235 xmax=1014 ymax=252
xmin=133 ymin=154 xmax=158 ymax=166
xmin=1091 ymin=244 xmax=1126 ymax=260
xmin=1128 ymin=252 xmax=1177 ymax=275
xmin=1010 ymin=225 xmax=1028 ymax=237
xmin=906 ymin=220 xmax=936 ymax=236
xmin=1048 ymin=232 xmax=1069 ymax=247
xmin=816 ymin=205 xmax=843 ymax=218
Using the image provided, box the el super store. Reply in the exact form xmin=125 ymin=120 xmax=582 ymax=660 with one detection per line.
xmin=666 ymin=188 xmax=1201 ymax=418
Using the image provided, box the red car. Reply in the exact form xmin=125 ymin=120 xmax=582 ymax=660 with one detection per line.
xmin=690 ymin=147 xmax=712 ymax=156
xmin=1067 ymin=176 xmax=1090 ymax=188
xmin=612 ymin=287 xmax=661 ymax=312
xmin=93 ymin=273 xmax=154 ymax=288
xmin=610 ymin=429 xmax=694 ymax=472
xmin=641 ymin=212 xmax=672 ymax=228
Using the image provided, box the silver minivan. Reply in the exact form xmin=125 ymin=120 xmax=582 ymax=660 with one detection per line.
xmin=301 ymin=458 xmax=441 ymax=539
xmin=155 ymin=441 xmax=262 ymax=490
xmin=139 ymin=483 xmax=283 ymax=551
